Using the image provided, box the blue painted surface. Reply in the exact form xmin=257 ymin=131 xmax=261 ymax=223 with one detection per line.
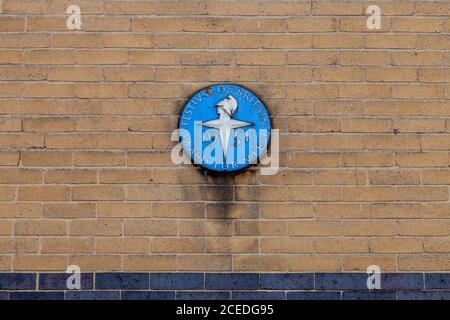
xmin=260 ymin=273 xmax=314 ymax=290
xmin=425 ymin=273 xmax=450 ymax=289
xmin=9 ymin=291 xmax=64 ymax=300
xmin=121 ymin=291 xmax=175 ymax=300
xmin=179 ymin=84 xmax=271 ymax=173
xmin=381 ymin=273 xmax=423 ymax=290
xmin=66 ymin=291 xmax=120 ymax=300
xmin=316 ymin=273 xmax=368 ymax=290
xmin=397 ymin=291 xmax=450 ymax=300
xmin=95 ymin=273 xmax=149 ymax=290
xmin=0 ymin=292 xmax=9 ymax=300
xmin=287 ymin=291 xmax=341 ymax=300
xmin=150 ymin=273 xmax=204 ymax=290
xmin=176 ymin=291 xmax=231 ymax=300
xmin=342 ymin=291 xmax=397 ymax=300
xmin=205 ymin=273 xmax=259 ymax=290
xmin=0 ymin=273 xmax=36 ymax=290
xmin=232 ymin=291 xmax=285 ymax=300
xmin=0 ymin=272 xmax=449 ymax=300
xmin=39 ymin=273 xmax=93 ymax=290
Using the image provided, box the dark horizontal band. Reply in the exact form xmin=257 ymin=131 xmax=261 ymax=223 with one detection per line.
xmin=0 ymin=272 xmax=449 ymax=300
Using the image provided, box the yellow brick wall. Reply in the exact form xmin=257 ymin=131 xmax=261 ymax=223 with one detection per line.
xmin=0 ymin=0 xmax=449 ymax=272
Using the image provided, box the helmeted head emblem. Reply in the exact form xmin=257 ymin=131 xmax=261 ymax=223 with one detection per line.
xmin=179 ymin=84 xmax=271 ymax=173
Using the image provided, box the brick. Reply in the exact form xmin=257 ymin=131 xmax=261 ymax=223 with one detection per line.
xmin=365 ymin=35 xmax=417 ymax=49
xmin=207 ymin=0 xmax=258 ymax=15
xmin=45 ymin=169 xmax=97 ymax=184
xmin=152 ymin=238 xmax=204 ymax=253
xmin=261 ymin=203 xmax=314 ymax=219
xmin=0 ymin=66 xmax=46 ymax=81
xmin=366 ymin=67 xmax=417 ymax=82
xmin=339 ymin=84 xmax=390 ymax=99
xmin=15 ymin=220 xmax=66 ymax=236
xmin=422 ymin=169 xmax=450 ymax=184
xmin=399 ymin=255 xmax=450 ymax=271
xmin=370 ymin=238 xmax=423 ymax=253
xmin=48 ymin=67 xmax=102 ymax=82
xmin=45 ymin=134 xmax=97 ymax=149
xmin=313 ymin=34 xmax=363 ymax=49
xmin=0 ymin=221 xmax=12 ymax=236
xmin=43 ymin=203 xmax=96 ymax=219
xmin=0 ymin=203 xmax=40 ymax=218
xmin=288 ymin=18 xmax=337 ymax=32
xmin=398 ymin=220 xmax=450 ymax=236
xmin=153 ymin=202 xmax=204 ymax=219
xmin=0 ymin=134 xmax=43 ymax=148
xmin=129 ymin=51 xmax=180 ymax=65
xmin=18 ymin=186 xmax=70 ymax=201
xmin=234 ymin=255 xmax=286 ymax=272
xmin=0 ymin=187 xmax=16 ymax=201
xmin=123 ymin=255 xmax=176 ymax=271
xmin=343 ymin=220 xmax=396 ymax=236
xmin=289 ymin=152 xmax=341 ymax=168
xmin=98 ymin=202 xmax=150 ymax=218
xmin=419 ymin=68 xmax=450 ymax=82
xmin=103 ymin=67 xmax=154 ymax=82
xmin=287 ymin=50 xmax=337 ymax=65
xmin=339 ymin=51 xmax=390 ymax=65
xmin=368 ymin=169 xmax=420 ymax=185
xmin=312 ymin=1 xmax=363 ymax=15
xmin=72 ymin=186 xmax=125 ymax=201
xmin=368 ymin=135 xmax=420 ymax=150
xmin=2 ymin=0 xmax=51 ymax=14
xmin=289 ymin=221 xmax=341 ymax=236
xmin=70 ymin=219 xmax=122 ymax=236
xmin=128 ymin=185 xmax=180 ymax=201
xmin=74 ymin=152 xmax=125 ymax=167
xmin=97 ymin=238 xmax=150 ymax=254
xmin=392 ymin=51 xmax=444 ymax=66
xmin=288 ymin=255 xmax=342 ymax=272
xmin=41 ymin=238 xmax=94 ymax=254
xmin=69 ymin=255 xmax=121 ymax=272
xmin=206 ymin=237 xmax=258 ymax=254
xmin=343 ymin=255 xmax=397 ymax=272
xmin=260 ymin=1 xmax=311 ymax=16
xmin=418 ymin=35 xmax=450 ymax=50
xmin=21 ymin=152 xmax=73 ymax=167
xmin=397 ymin=186 xmax=448 ymax=201
xmin=99 ymin=169 xmax=152 ymax=184
xmin=314 ymin=66 xmax=363 ymax=82
xmin=260 ymin=238 xmax=313 ymax=254
xmin=23 ymin=117 xmax=76 ymax=132
xmin=235 ymin=51 xmax=286 ymax=65
xmin=392 ymin=18 xmax=442 ymax=32
xmin=314 ymin=238 xmax=368 ymax=254
xmin=180 ymin=220 xmax=232 ymax=237
xmin=0 ymin=51 xmax=22 ymax=64
xmin=0 ymin=169 xmax=42 ymax=184
xmin=124 ymin=219 xmax=177 ymax=236
xmin=0 ymin=107 xmax=27 ymax=125
xmin=0 ymin=17 xmax=25 ymax=32
xmin=416 ymin=1 xmax=450 ymax=16
xmin=316 ymin=204 xmax=368 ymax=219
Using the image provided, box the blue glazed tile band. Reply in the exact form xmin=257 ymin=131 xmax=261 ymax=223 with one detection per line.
xmin=0 ymin=272 xmax=449 ymax=300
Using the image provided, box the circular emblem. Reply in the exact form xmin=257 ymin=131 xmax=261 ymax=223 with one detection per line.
xmin=179 ymin=84 xmax=271 ymax=173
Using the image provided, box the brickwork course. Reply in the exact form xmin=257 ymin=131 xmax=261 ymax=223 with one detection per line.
xmin=0 ymin=0 xmax=449 ymax=274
